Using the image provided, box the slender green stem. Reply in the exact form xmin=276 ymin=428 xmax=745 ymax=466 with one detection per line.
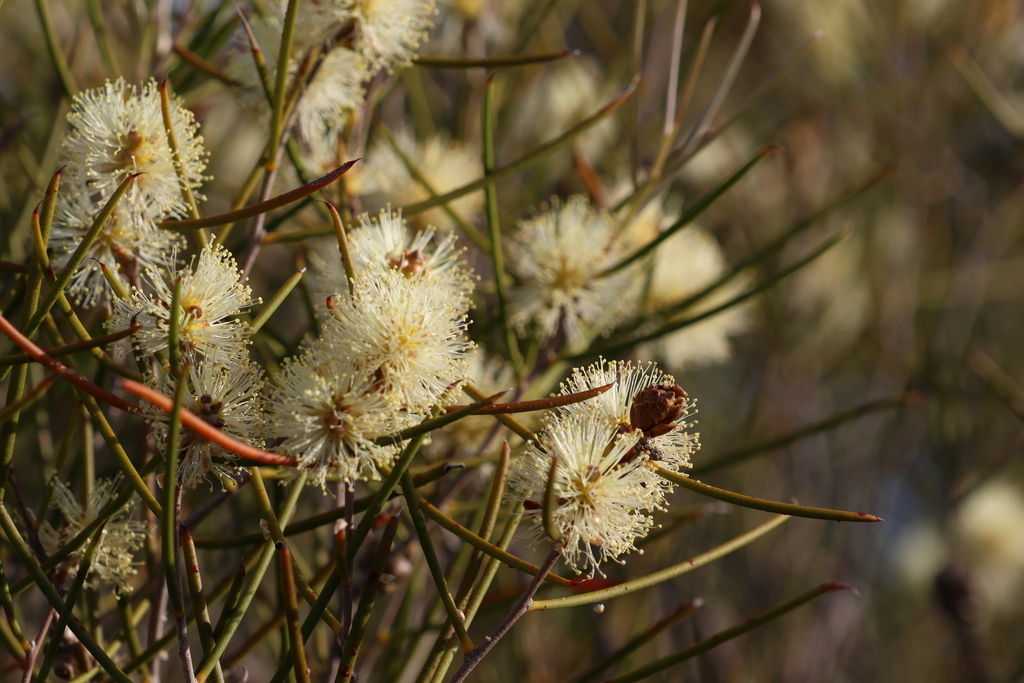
xmin=463 ymin=383 xmax=537 ymax=442
xmin=33 ymin=0 xmax=77 ymax=97
xmin=0 ymin=503 xmax=132 ymax=682
xmin=266 ymin=434 xmax=428 ymax=683
xmin=418 ymin=498 xmax=575 ymax=587
xmin=602 ymin=146 xmax=776 ymax=278
xmin=375 ymin=391 xmax=504 ymax=446
xmin=482 ymin=76 xmax=525 ymax=377
xmin=180 ymin=528 xmax=224 ymax=683
xmin=36 ymin=524 xmax=106 ymax=681
xmin=277 ymin=545 xmax=311 ymax=683
xmin=604 ymin=583 xmax=852 ymax=683
xmin=570 ymin=599 xmax=703 ymax=683
xmin=159 ymin=160 xmax=359 ymax=231
xmin=0 ymin=375 xmax=56 ymax=424
xmin=1 ymin=173 xmax=139 ymax=384
xmin=194 ymin=471 xmax=307 ymax=682
xmin=163 ymin=365 xmax=188 ymax=620
xmin=530 ymin=515 xmax=790 ymax=611
xmin=248 ymin=467 xmax=342 ymax=633
xmin=268 ymin=0 xmax=300 ymax=171
xmin=159 ymin=80 xmax=205 ymax=249
xmin=655 ymin=466 xmax=884 ymax=522
xmin=0 ymin=557 xmax=28 ymax=652
xmin=401 ymin=471 xmax=474 ymax=653
xmin=413 ymin=50 xmax=578 ymax=69
xmin=250 ymin=269 xmax=304 ymax=334
xmin=399 ymin=79 xmax=636 ymax=219
xmin=335 ymin=515 xmax=400 ymax=683
xmin=694 ymin=393 xmax=918 ymax=474
xmin=373 ymin=121 xmax=490 ymax=251
xmin=86 ymin=0 xmax=121 ymax=76
xmin=425 ymin=501 xmax=527 ymax=683
xmin=323 ymin=201 xmax=357 ymax=291
xmin=193 ymin=461 xmax=460 ymax=547
xmin=573 ymin=227 xmax=852 ymax=360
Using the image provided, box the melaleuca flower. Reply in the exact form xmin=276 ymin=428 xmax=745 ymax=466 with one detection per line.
xmin=508 ymin=57 xmax=618 ymax=168
xmin=51 ymin=194 xmax=181 ymax=307
xmin=506 ymin=195 xmax=640 ymax=351
xmin=638 ymin=227 xmax=751 ymax=370
xmin=38 ymin=477 xmax=147 ymax=592
xmin=308 ymin=206 xmax=475 ymax=316
xmin=61 ymin=78 xmax=207 ymax=220
xmin=357 ymin=131 xmax=484 ymax=233
xmin=141 ymin=352 xmax=265 ymax=490
xmin=262 ymin=340 xmax=421 ymax=489
xmin=506 ymin=413 xmax=666 ymax=577
xmin=322 ymin=267 xmax=473 ymax=411
xmin=554 ymin=358 xmax=699 ymax=475
xmin=225 ymin=3 xmax=369 ymax=143
xmin=107 ymin=243 xmax=259 ymax=361
xmin=339 ymin=0 xmax=436 ymax=70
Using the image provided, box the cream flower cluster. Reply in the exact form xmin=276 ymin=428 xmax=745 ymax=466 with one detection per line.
xmin=54 ymin=78 xmax=206 ymax=305
xmin=265 ymin=262 xmax=474 ymax=489
xmin=110 ymin=244 xmax=266 ymax=489
xmin=39 ymin=477 xmax=147 ymax=592
xmin=226 ymin=0 xmax=436 ymax=146
xmin=506 ymin=195 xmax=641 ymax=351
xmin=507 ymin=359 xmax=699 ymax=576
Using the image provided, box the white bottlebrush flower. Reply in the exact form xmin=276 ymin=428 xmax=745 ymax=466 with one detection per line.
xmin=507 ymin=57 xmax=618 ymax=167
xmin=308 ymin=206 xmax=475 ymax=315
xmin=263 ymin=340 xmax=421 ymax=489
xmin=50 ymin=194 xmax=181 ymax=307
xmin=61 ymin=78 xmax=207 ymax=220
xmin=225 ymin=4 xmax=369 ymax=143
xmin=339 ymin=0 xmax=436 ymax=70
xmin=39 ymin=477 xmax=147 ymax=592
xmin=106 ymin=243 xmax=259 ymax=360
xmin=141 ymin=353 xmax=265 ymax=490
xmin=554 ymin=358 xmax=699 ymax=476
xmin=507 ymin=413 xmax=666 ymax=577
xmin=639 ymin=226 xmax=752 ymax=370
xmin=506 ymin=195 xmax=640 ymax=351
xmin=357 ymin=130 xmax=483 ymax=233
xmin=323 ymin=267 xmax=473 ymax=411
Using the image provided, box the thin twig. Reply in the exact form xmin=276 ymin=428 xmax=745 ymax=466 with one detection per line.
xmin=448 ymin=545 xmax=563 ymax=683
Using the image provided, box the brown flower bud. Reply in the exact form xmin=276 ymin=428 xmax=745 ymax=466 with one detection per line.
xmin=629 ymin=383 xmax=688 ymax=437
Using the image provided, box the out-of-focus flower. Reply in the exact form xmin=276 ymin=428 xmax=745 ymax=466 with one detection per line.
xmin=51 ymin=196 xmax=181 ymax=307
xmin=506 ymin=195 xmax=640 ymax=351
xmin=954 ymin=478 xmax=1024 ymax=611
xmin=357 ymin=130 xmax=484 ymax=233
xmin=308 ymin=207 xmax=475 ymax=316
xmin=507 ymin=57 xmax=618 ymax=167
xmin=554 ymin=358 xmax=699 ymax=476
xmin=107 ymin=243 xmax=259 ymax=360
xmin=507 ymin=413 xmax=665 ymax=576
xmin=263 ymin=339 xmax=421 ymax=489
xmin=638 ymin=225 xmax=752 ymax=371
xmin=340 ymin=0 xmax=436 ymax=70
xmin=39 ymin=477 xmax=147 ymax=593
xmin=225 ymin=3 xmax=369 ymax=143
xmin=61 ymin=78 xmax=207 ymax=220
xmin=141 ymin=353 xmax=265 ymax=490
xmin=323 ymin=266 xmax=473 ymax=411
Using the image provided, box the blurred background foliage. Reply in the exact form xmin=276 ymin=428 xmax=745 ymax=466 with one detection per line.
xmin=2 ymin=0 xmax=1024 ymax=681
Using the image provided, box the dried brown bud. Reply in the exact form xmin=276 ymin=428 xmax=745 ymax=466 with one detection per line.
xmin=629 ymin=383 xmax=688 ymax=437
xmin=389 ymin=249 xmax=428 ymax=277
